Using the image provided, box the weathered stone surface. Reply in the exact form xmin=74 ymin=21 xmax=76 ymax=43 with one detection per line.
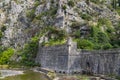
xmin=36 ymin=39 xmax=120 ymax=75
xmin=36 ymin=44 xmax=69 ymax=72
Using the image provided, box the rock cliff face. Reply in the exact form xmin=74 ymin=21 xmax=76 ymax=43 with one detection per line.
xmin=0 ymin=0 xmax=36 ymax=48
xmin=0 ymin=0 xmax=119 ymax=49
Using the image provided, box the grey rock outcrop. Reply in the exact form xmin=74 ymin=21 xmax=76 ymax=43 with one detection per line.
xmin=0 ymin=0 xmax=119 ymax=49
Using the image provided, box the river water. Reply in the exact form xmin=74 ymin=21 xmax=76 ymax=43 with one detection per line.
xmin=0 ymin=70 xmax=50 ymax=80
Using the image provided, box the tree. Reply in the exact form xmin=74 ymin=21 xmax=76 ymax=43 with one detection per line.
xmin=118 ymin=0 xmax=120 ymax=7
xmin=112 ymin=0 xmax=117 ymax=9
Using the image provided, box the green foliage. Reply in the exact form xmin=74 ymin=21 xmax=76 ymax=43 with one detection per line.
xmin=1 ymin=25 xmax=7 ymax=32
xmin=90 ymin=0 xmax=105 ymax=4
xmin=0 ymin=30 xmax=3 ymax=40
xmin=43 ymin=39 xmax=66 ymax=47
xmin=71 ymin=22 xmax=81 ymax=28
xmin=34 ymin=1 xmax=40 ymax=7
xmin=80 ymin=13 xmax=92 ymax=21
xmin=68 ymin=0 xmax=75 ymax=7
xmin=0 ymin=48 xmax=14 ymax=65
xmin=97 ymin=32 xmax=110 ymax=43
xmin=62 ymin=5 xmax=67 ymax=10
xmin=110 ymin=22 xmax=120 ymax=47
xmin=21 ymin=36 xmax=39 ymax=66
xmin=48 ymin=27 xmax=67 ymax=40
xmin=73 ymin=30 xmax=81 ymax=38
xmin=75 ymin=39 xmax=94 ymax=50
xmin=13 ymin=0 xmax=20 ymax=4
xmin=116 ymin=7 xmax=120 ymax=15
xmin=90 ymin=26 xmax=100 ymax=42
xmin=26 ymin=9 xmax=35 ymax=20
xmin=41 ymin=27 xmax=67 ymax=46
xmin=90 ymin=26 xmax=110 ymax=43
xmin=112 ymin=0 xmax=117 ymax=9
xmin=98 ymin=18 xmax=112 ymax=27
xmin=90 ymin=0 xmax=100 ymax=4
xmin=35 ymin=7 xmax=57 ymax=20
xmin=102 ymin=43 xmax=113 ymax=50
xmin=93 ymin=43 xmax=102 ymax=50
xmin=35 ymin=12 xmax=45 ymax=20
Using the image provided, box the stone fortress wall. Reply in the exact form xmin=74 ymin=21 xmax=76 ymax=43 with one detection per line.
xmin=35 ymin=38 xmax=120 ymax=75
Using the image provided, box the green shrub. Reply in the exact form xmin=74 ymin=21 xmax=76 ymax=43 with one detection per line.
xmin=73 ymin=30 xmax=81 ymax=38
xmin=0 ymin=31 xmax=3 ymax=40
xmin=68 ymin=0 xmax=75 ymax=7
xmin=71 ymin=22 xmax=81 ymax=28
xmin=21 ymin=36 xmax=39 ymax=66
xmin=102 ymin=43 xmax=112 ymax=50
xmin=90 ymin=0 xmax=100 ymax=4
xmin=35 ymin=12 xmax=48 ymax=20
xmin=49 ymin=7 xmax=57 ymax=16
xmin=41 ymin=27 xmax=67 ymax=46
xmin=26 ymin=9 xmax=35 ymax=20
xmin=34 ymin=1 xmax=40 ymax=7
xmin=1 ymin=25 xmax=7 ymax=32
xmin=35 ymin=7 xmax=57 ymax=20
xmin=43 ymin=39 xmax=66 ymax=47
xmin=48 ymin=27 xmax=67 ymax=40
xmin=98 ymin=18 xmax=112 ymax=27
xmin=81 ymin=13 xmax=92 ymax=21
xmin=90 ymin=26 xmax=100 ymax=42
xmin=76 ymin=39 xmax=94 ymax=50
xmin=97 ymin=32 xmax=110 ymax=43
xmin=90 ymin=26 xmax=110 ymax=43
xmin=0 ymin=48 xmax=14 ymax=64
xmin=62 ymin=5 xmax=67 ymax=10
xmin=116 ymin=7 xmax=120 ymax=15
xmin=93 ymin=44 xmax=102 ymax=50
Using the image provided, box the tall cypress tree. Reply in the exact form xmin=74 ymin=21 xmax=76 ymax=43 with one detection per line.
xmin=118 ymin=0 xmax=120 ymax=7
xmin=113 ymin=0 xmax=117 ymax=9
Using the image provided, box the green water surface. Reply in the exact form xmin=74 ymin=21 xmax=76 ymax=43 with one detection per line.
xmin=0 ymin=71 xmax=50 ymax=80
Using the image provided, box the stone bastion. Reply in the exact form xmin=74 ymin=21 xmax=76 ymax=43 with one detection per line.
xmin=35 ymin=38 xmax=120 ymax=75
